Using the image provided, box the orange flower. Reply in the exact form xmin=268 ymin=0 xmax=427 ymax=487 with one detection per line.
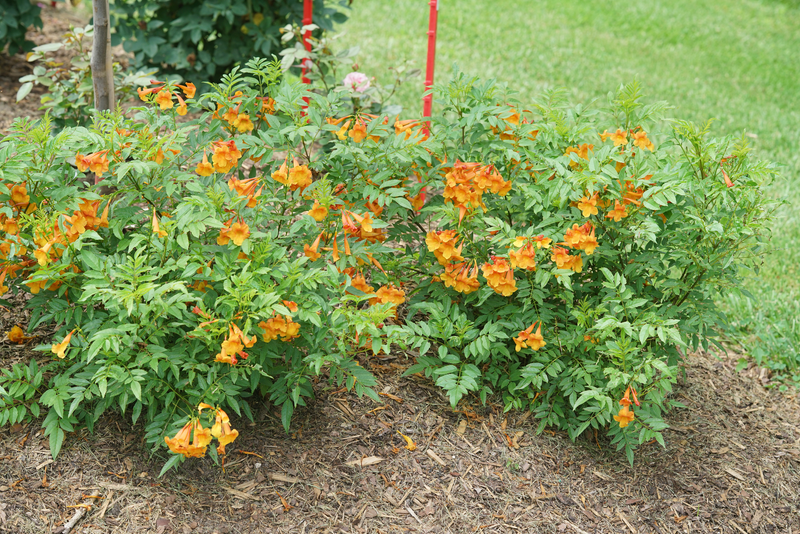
xmin=164 ymin=422 xmax=192 ymax=456
xmin=76 ymin=151 xmax=110 ymax=178
xmin=196 ymin=151 xmax=214 ymax=176
xmin=176 ymin=93 xmax=188 ymax=116
xmin=271 ymin=160 xmax=289 ymax=185
xmin=426 ymin=230 xmax=463 ymax=266
xmin=227 ymin=221 xmax=250 ymax=246
xmin=551 ymin=246 xmax=583 ymax=272
xmin=154 ymin=89 xmax=174 ymax=110
xmin=474 ymin=165 xmax=511 ymax=196
xmin=260 ymin=315 xmax=300 ymax=342
xmin=632 ymin=130 xmax=654 ymax=151
xmin=348 ymin=271 xmax=375 ymax=295
xmin=287 ymin=160 xmax=313 ymax=191
xmin=51 ymin=330 xmax=74 ymax=359
xmin=3 ymin=217 xmax=19 ymax=235
xmin=177 ymin=82 xmax=196 ymax=99
xmin=233 ymin=113 xmax=254 ymax=133
xmin=614 ymin=405 xmax=635 ymax=428
xmin=514 ymin=321 xmax=545 ymax=352
xmin=222 ymin=105 xmax=239 ymax=125
xmin=308 ymin=201 xmax=328 ymax=222
xmin=211 ymin=408 xmax=239 ymax=455
xmin=394 ymin=119 xmax=427 ymax=141
xmin=605 ymin=200 xmax=628 ymax=222
xmin=481 ymin=257 xmax=517 ymax=296
xmin=177 ymin=421 xmax=213 ymax=458
xmin=349 ymin=120 xmax=368 ymax=143
xmin=282 ymin=300 xmax=299 ymax=313
xmin=564 ymin=144 xmax=594 ymax=169
xmin=10 ymin=184 xmax=30 ymax=207
xmin=211 ymin=139 xmax=242 ymax=173
xmin=564 ymin=222 xmax=598 ymax=255
xmin=440 ymin=262 xmax=480 ymax=294
xmin=509 ymin=242 xmax=537 ymax=271
xmin=215 ymin=323 xmax=256 ymax=365
xmin=304 ymin=232 xmax=323 ymax=261
xmin=369 ymin=284 xmax=406 ymax=316
xmin=7 ymin=325 xmax=32 ymax=344
xmin=152 ymin=209 xmax=167 ymax=238
xmin=600 ymin=128 xmax=628 ymax=147
xmin=531 ymin=235 xmax=552 ymax=249
xmin=577 ymin=192 xmax=599 ymax=217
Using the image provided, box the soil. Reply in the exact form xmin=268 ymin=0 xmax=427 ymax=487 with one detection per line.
xmin=2 ymin=6 xmax=800 ymax=534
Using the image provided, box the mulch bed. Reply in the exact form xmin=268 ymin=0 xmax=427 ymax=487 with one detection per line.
xmin=0 ymin=331 xmax=798 ymax=534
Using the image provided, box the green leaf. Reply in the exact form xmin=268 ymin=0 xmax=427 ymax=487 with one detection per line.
xmin=158 ymin=454 xmax=184 ymax=477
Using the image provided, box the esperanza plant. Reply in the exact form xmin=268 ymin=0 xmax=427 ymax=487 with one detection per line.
xmin=0 ymin=59 xmax=775 ymax=469
xmin=394 ymin=76 xmax=776 ymax=462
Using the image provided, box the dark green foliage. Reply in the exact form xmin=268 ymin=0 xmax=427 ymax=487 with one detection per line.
xmin=110 ymin=0 xmax=349 ymax=83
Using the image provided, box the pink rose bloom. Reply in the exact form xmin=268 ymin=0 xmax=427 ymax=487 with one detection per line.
xmin=343 ymin=72 xmax=370 ymax=93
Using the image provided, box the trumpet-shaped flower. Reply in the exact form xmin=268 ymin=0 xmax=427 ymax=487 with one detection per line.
xmin=196 ymin=151 xmax=214 ymax=176
xmin=514 ymin=322 xmax=545 ymax=352
xmin=614 ymin=405 xmax=635 ymax=428
xmin=632 ymin=130 xmax=654 ymax=151
xmin=600 ymin=128 xmax=628 ymax=147
xmin=211 ymin=408 xmax=239 ymax=455
xmin=154 ymin=89 xmax=174 ymax=110
xmin=308 ymin=201 xmax=328 ymax=222
xmin=577 ymin=192 xmax=599 ymax=217
xmin=605 ymin=200 xmax=628 ymax=222
xmin=51 ymin=329 xmax=74 ymax=359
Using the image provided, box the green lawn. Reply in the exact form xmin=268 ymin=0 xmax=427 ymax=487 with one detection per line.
xmin=337 ymin=0 xmax=800 ymax=382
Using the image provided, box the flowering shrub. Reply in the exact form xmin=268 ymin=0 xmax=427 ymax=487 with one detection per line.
xmin=0 ymin=60 xmax=775 ymax=470
xmin=394 ymin=77 xmax=776 ymax=462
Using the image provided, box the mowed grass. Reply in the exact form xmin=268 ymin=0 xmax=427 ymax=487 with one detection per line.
xmin=337 ymin=0 xmax=800 ymax=382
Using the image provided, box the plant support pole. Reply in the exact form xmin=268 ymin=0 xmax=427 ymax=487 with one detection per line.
xmin=91 ymin=0 xmax=115 ymax=112
xmin=422 ymin=0 xmax=439 ymax=131
xmin=302 ymin=0 xmax=313 ymax=85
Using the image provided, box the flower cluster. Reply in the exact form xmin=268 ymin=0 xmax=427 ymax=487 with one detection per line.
xmin=138 ymin=80 xmax=196 ymax=115
xmin=215 ymin=323 xmax=256 ymax=365
xmin=443 ymin=161 xmax=511 ymax=223
xmin=210 ymin=139 xmax=243 ymax=174
xmin=613 ymin=386 xmax=640 ymax=428
xmin=165 ymin=403 xmax=239 ymax=458
xmin=439 ymin=262 xmax=480 ymax=294
xmin=426 ymin=230 xmax=463 ymax=266
xmin=481 ymin=256 xmax=517 ymax=296
xmin=563 ymin=222 xmax=598 ymax=255
xmin=75 ymin=150 xmax=110 ymax=179
xmin=228 ymin=176 xmax=262 ymax=208
xmin=272 ymin=159 xmax=312 ymax=191
xmin=369 ymin=284 xmax=406 ymax=317
xmin=260 ymin=315 xmax=301 ymax=342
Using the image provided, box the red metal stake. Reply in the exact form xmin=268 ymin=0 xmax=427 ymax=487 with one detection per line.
xmin=301 ymin=0 xmax=313 ymax=85
xmin=422 ymin=0 xmax=439 ymax=132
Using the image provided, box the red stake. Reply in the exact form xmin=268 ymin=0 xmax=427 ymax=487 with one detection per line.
xmin=301 ymin=0 xmax=313 ymax=85
xmin=422 ymin=0 xmax=439 ymax=133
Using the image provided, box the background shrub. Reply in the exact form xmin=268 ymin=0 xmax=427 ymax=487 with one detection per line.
xmin=110 ymin=0 xmax=350 ymax=83
xmin=0 ymin=0 xmax=45 ymax=54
